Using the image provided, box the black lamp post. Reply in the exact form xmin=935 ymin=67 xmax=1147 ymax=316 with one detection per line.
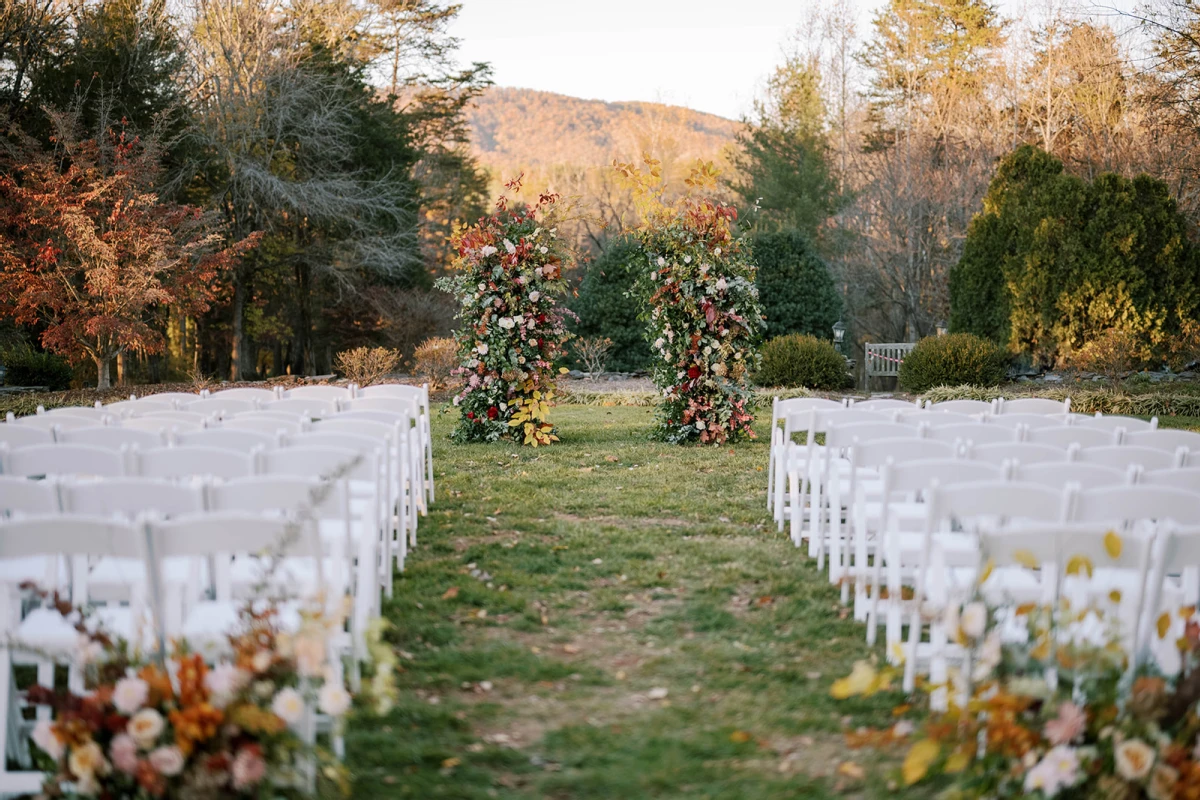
xmin=832 ymin=320 xmax=846 ymax=354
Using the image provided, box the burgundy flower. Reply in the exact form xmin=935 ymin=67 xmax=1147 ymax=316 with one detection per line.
xmin=687 ymin=366 xmax=701 ymax=380
xmin=487 ymin=406 xmax=499 ymax=420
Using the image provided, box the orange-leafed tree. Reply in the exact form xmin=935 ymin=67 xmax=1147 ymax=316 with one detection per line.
xmin=0 ymin=113 xmax=259 ymax=388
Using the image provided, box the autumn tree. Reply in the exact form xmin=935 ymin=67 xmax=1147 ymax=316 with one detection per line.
xmin=0 ymin=113 xmax=256 ymax=388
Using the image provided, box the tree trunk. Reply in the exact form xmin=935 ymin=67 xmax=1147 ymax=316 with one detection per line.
xmin=116 ymin=351 xmax=128 ymax=386
xmin=231 ymin=275 xmax=247 ymax=381
xmin=95 ymin=355 xmax=112 ymax=390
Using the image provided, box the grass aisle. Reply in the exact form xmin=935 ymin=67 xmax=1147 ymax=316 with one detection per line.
xmin=347 ymin=406 xmax=905 ymax=799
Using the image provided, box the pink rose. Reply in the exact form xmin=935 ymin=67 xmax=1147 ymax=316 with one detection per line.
xmin=149 ymin=746 xmax=185 ymax=777
xmin=231 ymin=746 xmax=266 ymax=790
xmin=110 ymin=734 xmax=138 ymax=774
xmin=1044 ymin=702 xmax=1087 ymax=746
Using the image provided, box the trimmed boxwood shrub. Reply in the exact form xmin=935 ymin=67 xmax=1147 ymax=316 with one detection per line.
xmin=3 ymin=345 xmax=72 ymax=390
xmin=898 ymin=333 xmax=1009 ymax=393
xmin=752 ymin=230 xmax=842 ymax=339
xmin=755 ymin=334 xmax=850 ymax=390
xmin=571 ymin=237 xmax=650 ymax=372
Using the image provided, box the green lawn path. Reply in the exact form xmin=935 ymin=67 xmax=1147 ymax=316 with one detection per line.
xmin=345 ymin=406 xmax=909 ymax=799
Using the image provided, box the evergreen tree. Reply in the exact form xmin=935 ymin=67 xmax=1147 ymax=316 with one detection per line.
xmin=572 ymin=237 xmax=651 ymax=372
xmin=752 ymin=231 xmax=842 ymax=340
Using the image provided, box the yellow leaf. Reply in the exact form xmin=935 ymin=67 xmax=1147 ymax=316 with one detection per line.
xmin=729 ymin=730 xmax=752 ymax=744
xmin=1015 ymin=603 xmax=1037 ymax=617
xmin=1013 ymin=549 xmax=1039 ymax=569
xmin=1157 ymin=612 xmax=1171 ymax=640
xmin=837 ymin=761 xmax=865 ymax=780
xmin=559 ymin=367 xmax=569 ymax=374
xmin=1181 ymin=606 xmax=1196 ymax=619
xmin=1065 ymin=554 xmax=1094 ymax=578
xmin=944 ymin=749 xmax=971 ymax=774
xmin=1108 ymin=589 xmax=1123 ymax=604
xmin=830 ymin=661 xmax=877 ymax=700
xmin=902 ymin=739 xmax=940 ymax=786
xmin=441 ymin=757 xmax=460 ymax=769
xmin=977 ymin=558 xmax=994 ymax=585
xmin=1104 ymin=530 xmax=1123 ymax=560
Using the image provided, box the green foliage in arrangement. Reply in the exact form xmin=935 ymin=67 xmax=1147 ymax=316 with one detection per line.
xmin=950 ymin=145 xmax=1200 ymax=366
xmin=571 ymin=237 xmax=651 ymax=372
xmin=751 ymin=231 xmax=842 ymax=340
xmin=2 ymin=345 xmax=73 ymax=390
xmin=898 ymin=333 xmax=1009 ymax=393
xmin=755 ymin=334 xmax=851 ymax=390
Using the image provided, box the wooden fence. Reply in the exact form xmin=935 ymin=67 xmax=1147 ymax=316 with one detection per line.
xmin=863 ymin=342 xmax=917 ymax=391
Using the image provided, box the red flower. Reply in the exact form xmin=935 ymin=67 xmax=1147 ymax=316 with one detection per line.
xmin=487 ymin=406 xmax=499 ymax=420
xmin=687 ymin=366 xmax=701 ymax=380
xmin=466 ymin=412 xmax=476 ymax=421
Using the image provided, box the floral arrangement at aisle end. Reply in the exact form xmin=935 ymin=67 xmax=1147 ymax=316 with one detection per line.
xmin=613 ymin=155 xmax=764 ymax=444
xmin=27 ymin=594 xmax=362 ymax=799
xmin=832 ymin=534 xmax=1200 ymax=799
xmin=437 ymin=177 xmax=575 ymax=446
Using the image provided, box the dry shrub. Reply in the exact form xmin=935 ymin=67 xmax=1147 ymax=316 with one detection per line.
xmin=1165 ymin=320 xmax=1200 ymax=372
xmin=574 ymin=336 xmax=613 ymax=379
xmin=412 ymin=337 xmax=457 ymax=389
xmin=1066 ymin=329 xmax=1141 ymax=383
xmin=335 ymin=346 xmax=401 ymax=386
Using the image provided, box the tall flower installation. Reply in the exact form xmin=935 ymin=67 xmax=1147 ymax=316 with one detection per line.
xmin=613 ymin=155 xmax=764 ymax=444
xmin=438 ymin=177 xmax=574 ymax=446
xmin=27 ymin=595 xmax=354 ymax=799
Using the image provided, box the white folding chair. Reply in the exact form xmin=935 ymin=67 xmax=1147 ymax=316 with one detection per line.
xmin=926 ymin=423 xmax=1017 ymax=447
xmin=1012 ymin=461 xmax=1129 ymax=489
xmin=0 ymin=478 xmax=65 ymax=591
xmin=904 ymin=481 xmax=1070 ymax=693
xmin=5 ymin=413 xmax=94 ymax=434
xmin=178 ymin=397 xmax=258 ymax=418
xmin=766 ymin=396 xmax=846 ymax=514
xmin=968 ymin=441 xmax=1068 ymax=467
xmin=314 ymin=418 xmax=412 ymax=542
xmin=852 ymin=398 xmax=919 ymax=412
xmin=1071 ymin=485 xmax=1200 ymax=526
xmin=3 ymin=444 xmax=126 ymax=478
xmin=1024 ymin=426 xmax=1117 ymax=449
xmin=101 ymin=398 xmax=176 ymax=417
xmin=1142 ymin=526 xmax=1200 ymax=674
xmin=137 ymin=392 xmax=203 ymax=405
xmin=221 ymin=415 xmax=309 ymax=437
xmin=173 ymin=428 xmax=280 ymax=453
xmin=896 ymin=410 xmax=977 ymax=427
xmin=0 ymin=515 xmax=148 ymax=792
xmin=0 ymin=425 xmax=53 ymax=449
xmin=140 ymin=410 xmax=213 ymax=427
xmin=339 ymin=396 xmax=428 ymax=511
xmin=987 ymin=413 xmax=1068 ymax=431
xmin=354 ymin=383 xmax=435 ymax=504
xmin=1076 ymin=445 xmax=1181 ymax=472
xmin=331 ymin=406 xmax=424 ymax=527
xmin=40 ymin=406 xmax=109 ymax=422
xmin=146 ymin=513 xmax=324 ymax=660
xmin=116 ymin=416 xmax=204 ymax=435
xmin=926 ymin=399 xmax=995 ymax=415
xmin=999 ymin=397 xmax=1070 ymax=415
xmin=58 ymin=426 xmax=165 ymax=450
xmin=867 ymin=459 xmax=1004 ymax=649
xmin=134 ymin=447 xmax=257 ymax=481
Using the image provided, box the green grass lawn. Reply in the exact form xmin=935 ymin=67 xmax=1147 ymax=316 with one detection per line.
xmin=345 ymin=406 xmax=910 ymax=799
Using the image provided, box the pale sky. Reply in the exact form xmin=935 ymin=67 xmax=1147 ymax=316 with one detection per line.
xmin=450 ymin=0 xmax=1140 ymax=121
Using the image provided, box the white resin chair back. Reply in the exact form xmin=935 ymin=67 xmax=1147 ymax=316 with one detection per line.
xmin=925 ymin=423 xmax=1016 ymax=447
xmin=58 ymin=426 xmax=165 ymax=450
xmin=179 ymin=397 xmax=257 ymax=418
xmin=852 ymin=398 xmax=919 ymax=412
xmin=283 ymin=385 xmax=353 ymax=402
xmin=1076 ymin=445 xmax=1180 ymax=472
xmin=6 ymin=413 xmax=94 ymax=432
xmin=4 ymin=444 xmax=126 ymax=478
xmin=896 ymin=410 xmax=976 ymax=427
xmin=987 ymin=413 xmax=1065 ymax=431
xmin=117 ymin=416 xmax=204 ymax=435
xmin=1142 ymin=526 xmax=1200 ymax=671
xmin=1076 ymin=414 xmax=1157 ymax=433
xmin=261 ymin=398 xmax=337 ymax=419
xmin=42 ymin=406 xmax=109 ymax=421
xmin=59 ymin=478 xmax=204 ymax=518
xmin=968 ymin=441 xmax=1068 ymax=467
xmin=0 ymin=477 xmax=60 ymax=514
xmin=926 ymin=399 xmax=994 ymax=415
xmin=0 ymin=424 xmax=53 ymax=449
xmin=204 ymin=388 xmax=278 ymax=403
xmin=1126 ymin=428 xmax=1200 ymax=453
xmin=102 ymin=399 xmax=176 ymax=417
xmin=135 ymin=447 xmax=256 ymax=481
xmin=173 ymin=428 xmax=279 ymax=453
xmin=1024 ymin=426 xmax=1117 ymax=450
xmin=1141 ymin=468 xmax=1200 ymax=493
xmin=999 ymin=397 xmax=1070 ymax=415
xmin=221 ymin=416 xmax=308 ymax=437
xmin=1012 ymin=461 xmax=1128 ymax=490
xmin=1071 ymin=485 xmax=1200 ymax=526
xmin=137 ymin=393 xmax=202 ymax=405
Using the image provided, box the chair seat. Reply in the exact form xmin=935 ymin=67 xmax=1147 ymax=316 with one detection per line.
xmin=229 ymin=556 xmax=343 ymax=593
xmin=182 ymin=600 xmax=303 ymax=659
xmin=14 ymin=608 xmax=79 ymax=655
xmin=89 ymin=557 xmax=203 ymax=601
xmin=0 ymin=557 xmax=66 ymax=587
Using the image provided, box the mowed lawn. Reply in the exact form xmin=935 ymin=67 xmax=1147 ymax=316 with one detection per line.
xmin=345 ymin=405 xmax=909 ymax=800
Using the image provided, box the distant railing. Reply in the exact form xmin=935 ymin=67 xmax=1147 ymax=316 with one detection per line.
xmin=863 ymin=342 xmax=917 ymax=391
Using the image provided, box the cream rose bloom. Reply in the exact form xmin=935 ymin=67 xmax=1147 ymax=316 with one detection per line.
xmin=272 ymin=687 xmax=305 ymax=725
xmin=68 ymin=740 xmax=109 ymax=784
xmin=318 ymin=682 xmax=352 ymax=717
xmin=960 ymin=602 xmax=987 ymax=639
xmin=127 ymin=708 xmax=165 ymax=749
xmin=32 ymin=719 xmax=63 ymax=760
xmin=1114 ymin=739 xmax=1156 ymax=781
xmin=112 ymin=676 xmax=149 ymax=716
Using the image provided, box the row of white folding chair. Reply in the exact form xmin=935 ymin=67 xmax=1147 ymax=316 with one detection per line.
xmin=920 ymin=397 xmax=1071 ymax=415
xmin=901 ymin=480 xmax=1200 ymax=692
xmin=0 ymin=510 xmax=343 ymax=792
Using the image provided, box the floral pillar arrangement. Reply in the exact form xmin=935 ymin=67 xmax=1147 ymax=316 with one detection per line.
xmin=614 ymin=156 xmax=764 ymax=444
xmin=438 ymin=178 xmax=573 ymax=446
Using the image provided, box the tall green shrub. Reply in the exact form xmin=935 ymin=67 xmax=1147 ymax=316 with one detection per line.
xmin=752 ymin=231 xmax=842 ymax=339
xmin=950 ymin=145 xmax=1200 ymax=367
xmin=898 ymin=333 xmax=1009 ymax=393
xmin=755 ymin=334 xmax=850 ymax=390
xmin=571 ymin=237 xmax=651 ymax=372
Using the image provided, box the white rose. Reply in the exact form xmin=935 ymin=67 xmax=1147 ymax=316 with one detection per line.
xmin=112 ymin=676 xmax=149 ymax=716
xmin=716 ymin=278 xmax=728 ymax=291
xmin=480 ymin=245 xmax=498 ymax=257
xmin=252 ymin=650 xmax=273 ymax=673
xmin=498 ymin=317 xmax=515 ymax=330
xmin=204 ymin=663 xmax=249 ymax=709
xmin=650 ymin=271 xmax=658 ymax=281
xmin=127 ymin=708 xmax=165 ymax=749
xmin=477 ymin=282 xmax=486 ymax=292
xmin=32 ymin=719 xmax=63 ymax=760
xmin=68 ymin=741 xmax=108 ymax=785
xmin=271 ymin=687 xmax=306 ymax=725
xmin=695 ymin=420 xmax=705 ymax=430
xmin=503 ymin=239 xmax=516 ymax=254
xmin=318 ymin=683 xmax=352 ymax=717
xmin=654 ymin=338 xmax=664 ymax=349
xmin=656 ymin=257 xmax=666 ymax=267
xmin=529 ymin=291 xmax=540 ymax=302
xmin=714 ymin=247 xmax=722 ymax=256
xmin=539 ymin=246 xmax=548 ymax=254
xmin=683 ymin=255 xmax=691 ymax=264
xmin=476 ymin=343 xmax=488 ymax=355
xmin=960 ymin=602 xmax=987 ymax=639
xmin=148 ymin=746 xmax=185 ymax=777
